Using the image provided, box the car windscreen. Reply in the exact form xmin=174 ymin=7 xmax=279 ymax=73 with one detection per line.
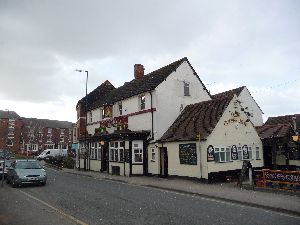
xmin=15 ymin=161 xmax=42 ymax=169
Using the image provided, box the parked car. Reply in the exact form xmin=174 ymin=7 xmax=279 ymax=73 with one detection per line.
xmin=6 ymin=160 xmax=47 ymax=187
xmin=0 ymin=149 xmax=11 ymax=160
xmin=0 ymin=160 xmax=12 ymax=179
xmin=37 ymin=149 xmax=68 ymax=160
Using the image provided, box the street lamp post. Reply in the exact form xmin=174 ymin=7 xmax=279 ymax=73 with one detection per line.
xmin=75 ymin=69 xmax=89 ymax=171
xmin=1 ymin=109 xmax=9 ymax=187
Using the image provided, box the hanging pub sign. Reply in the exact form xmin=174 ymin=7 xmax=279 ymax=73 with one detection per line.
xmin=179 ymin=143 xmax=197 ymax=165
xmin=231 ymin=145 xmax=238 ymax=160
xmin=242 ymin=144 xmax=249 ymax=160
xmin=207 ymin=145 xmax=215 ymax=161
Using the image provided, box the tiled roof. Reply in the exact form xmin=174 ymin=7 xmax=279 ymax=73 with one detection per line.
xmin=265 ymin=114 xmax=300 ymax=133
xmin=21 ymin=118 xmax=73 ymax=129
xmin=212 ymin=86 xmax=245 ymax=99
xmin=255 ymin=124 xmax=292 ymax=139
xmin=78 ymin=80 xmax=116 ymax=110
xmin=78 ymin=57 xmax=210 ymax=110
xmin=159 ymin=96 xmax=233 ymax=142
xmin=0 ymin=110 xmax=20 ymax=119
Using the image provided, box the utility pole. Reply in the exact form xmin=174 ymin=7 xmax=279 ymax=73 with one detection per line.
xmin=1 ymin=109 xmax=9 ymax=187
xmin=75 ymin=69 xmax=89 ymax=171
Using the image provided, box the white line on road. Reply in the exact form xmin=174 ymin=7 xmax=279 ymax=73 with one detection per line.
xmin=18 ymin=189 xmax=88 ymax=225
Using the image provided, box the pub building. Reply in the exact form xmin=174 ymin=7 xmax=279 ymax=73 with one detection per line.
xmin=75 ymin=57 xmax=212 ymax=175
xmin=151 ymin=94 xmax=264 ymax=181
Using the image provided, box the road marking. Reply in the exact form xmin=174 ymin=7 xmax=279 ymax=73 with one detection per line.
xmin=18 ymin=189 xmax=88 ymax=225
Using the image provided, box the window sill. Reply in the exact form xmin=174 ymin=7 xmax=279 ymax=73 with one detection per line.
xmin=151 ymin=160 xmax=156 ymax=163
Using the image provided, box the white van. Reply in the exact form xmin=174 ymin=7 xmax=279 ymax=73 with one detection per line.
xmin=37 ymin=149 xmax=68 ymax=160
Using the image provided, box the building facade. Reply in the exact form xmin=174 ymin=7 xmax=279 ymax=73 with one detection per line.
xmin=0 ymin=110 xmax=74 ymax=154
xmin=76 ymin=57 xmax=211 ymax=175
xmin=152 ymin=95 xmax=264 ymax=181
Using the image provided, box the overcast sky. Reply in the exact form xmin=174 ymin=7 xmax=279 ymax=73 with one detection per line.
xmin=0 ymin=0 xmax=299 ymax=123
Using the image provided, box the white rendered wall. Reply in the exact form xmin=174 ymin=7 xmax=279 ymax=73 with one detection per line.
xmin=90 ymin=160 xmax=101 ymax=172
xmin=238 ymin=88 xmax=263 ymax=126
xmin=203 ymin=96 xmax=264 ymax=179
xmin=154 ymin=61 xmax=211 ymax=140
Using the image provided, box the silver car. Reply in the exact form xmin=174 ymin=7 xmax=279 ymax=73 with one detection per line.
xmin=6 ymin=160 xmax=47 ymax=187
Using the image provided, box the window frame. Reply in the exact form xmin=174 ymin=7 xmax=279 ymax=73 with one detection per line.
xmin=132 ymin=141 xmax=143 ymax=164
xmin=109 ymin=141 xmax=124 ymax=162
xmin=183 ymin=81 xmax=190 ymax=96
xmin=151 ymin=148 xmax=155 ymax=162
xmin=139 ymin=94 xmax=146 ymax=111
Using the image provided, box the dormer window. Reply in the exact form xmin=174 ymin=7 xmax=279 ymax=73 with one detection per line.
xmin=139 ymin=94 xmax=145 ymax=110
xmin=184 ymin=81 xmax=190 ymax=96
xmin=118 ymin=102 xmax=122 ymax=115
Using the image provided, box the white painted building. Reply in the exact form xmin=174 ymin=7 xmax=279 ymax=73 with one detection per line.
xmin=150 ymin=95 xmax=264 ymax=181
xmin=76 ymin=57 xmax=211 ymax=175
xmin=212 ymin=86 xmax=263 ymax=126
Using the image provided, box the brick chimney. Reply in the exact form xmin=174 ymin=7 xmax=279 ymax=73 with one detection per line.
xmin=134 ymin=64 xmax=144 ymax=79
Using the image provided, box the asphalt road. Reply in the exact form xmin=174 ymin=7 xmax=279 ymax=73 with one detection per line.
xmin=0 ymin=168 xmax=299 ymax=225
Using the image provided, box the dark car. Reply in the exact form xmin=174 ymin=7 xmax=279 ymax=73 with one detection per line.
xmin=0 ymin=149 xmax=11 ymax=160
xmin=6 ymin=160 xmax=47 ymax=187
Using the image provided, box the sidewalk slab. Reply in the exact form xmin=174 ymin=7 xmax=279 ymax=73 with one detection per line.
xmin=60 ymin=168 xmax=300 ymax=216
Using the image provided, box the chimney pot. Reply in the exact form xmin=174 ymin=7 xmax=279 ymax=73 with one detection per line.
xmin=134 ymin=64 xmax=144 ymax=79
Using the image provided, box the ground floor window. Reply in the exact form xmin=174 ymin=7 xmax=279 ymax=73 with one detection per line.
xmin=89 ymin=142 xmax=101 ymax=160
xmin=26 ymin=144 xmax=38 ymax=151
xmin=214 ymin=147 xmax=231 ymax=163
xmin=109 ymin=141 xmax=124 ymax=162
xmin=132 ymin=141 xmax=143 ymax=163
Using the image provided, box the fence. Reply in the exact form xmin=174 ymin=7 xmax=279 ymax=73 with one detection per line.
xmin=255 ymin=169 xmax=300 ymax=191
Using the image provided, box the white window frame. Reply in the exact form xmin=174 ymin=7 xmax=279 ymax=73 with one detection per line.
xmin=132 ymin=141 xmax=143 ymax=164
xmin=118 ymin=102 xmax=122 ymax=116
xmin=139 ymin=95 xmax=146 ymax=111
xmin=256 ymin=146 xmax=261 ymax=160
xmin=214 ymin=146 xmax=231 ymax=163
xmin=151 ymin=148 xmax=155 ymax=161
xmin=183 ymin=81 xmax=190 ymax=96
xmin=109 ymin=141 xmax=124 ymax=162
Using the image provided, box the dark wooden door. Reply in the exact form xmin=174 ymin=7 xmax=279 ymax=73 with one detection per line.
xmin=160 ymin=147 xmax=168 ymax=177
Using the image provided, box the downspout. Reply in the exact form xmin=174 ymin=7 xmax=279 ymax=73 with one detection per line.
xmin=149 ymin=91 xmax=154 ymax=141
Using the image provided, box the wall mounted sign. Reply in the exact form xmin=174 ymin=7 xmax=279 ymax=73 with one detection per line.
xmin=179 ymin=143 xmax=197 ymax=165
xmin=231 ymin=145 xmax=238 ymax=160
xmin=242 ymin=144 xmax=249 ymax=160
xmin=207 ymin=145 xmax=215 ymax=161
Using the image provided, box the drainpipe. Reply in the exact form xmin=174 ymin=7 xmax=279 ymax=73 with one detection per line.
xmin=149 ymin=91 xmax=154 ymax=141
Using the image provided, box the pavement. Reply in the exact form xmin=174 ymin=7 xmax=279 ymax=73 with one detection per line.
xmin=53 ymin=166 xmax=300 ymax=216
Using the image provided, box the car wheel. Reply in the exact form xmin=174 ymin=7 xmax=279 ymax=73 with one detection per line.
xmin=41 ymin=182 xmax=46 ymax=186
xmin=11 ymin=177 xmax=18 ymax=188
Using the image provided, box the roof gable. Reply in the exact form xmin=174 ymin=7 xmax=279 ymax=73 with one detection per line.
xmin=159 ymin=96 xmax=233 ymax=142
xmin=79 ymin=57 xmax=210 ymax=110
xmin=212 ymin=86 xmax=245 ymax=99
